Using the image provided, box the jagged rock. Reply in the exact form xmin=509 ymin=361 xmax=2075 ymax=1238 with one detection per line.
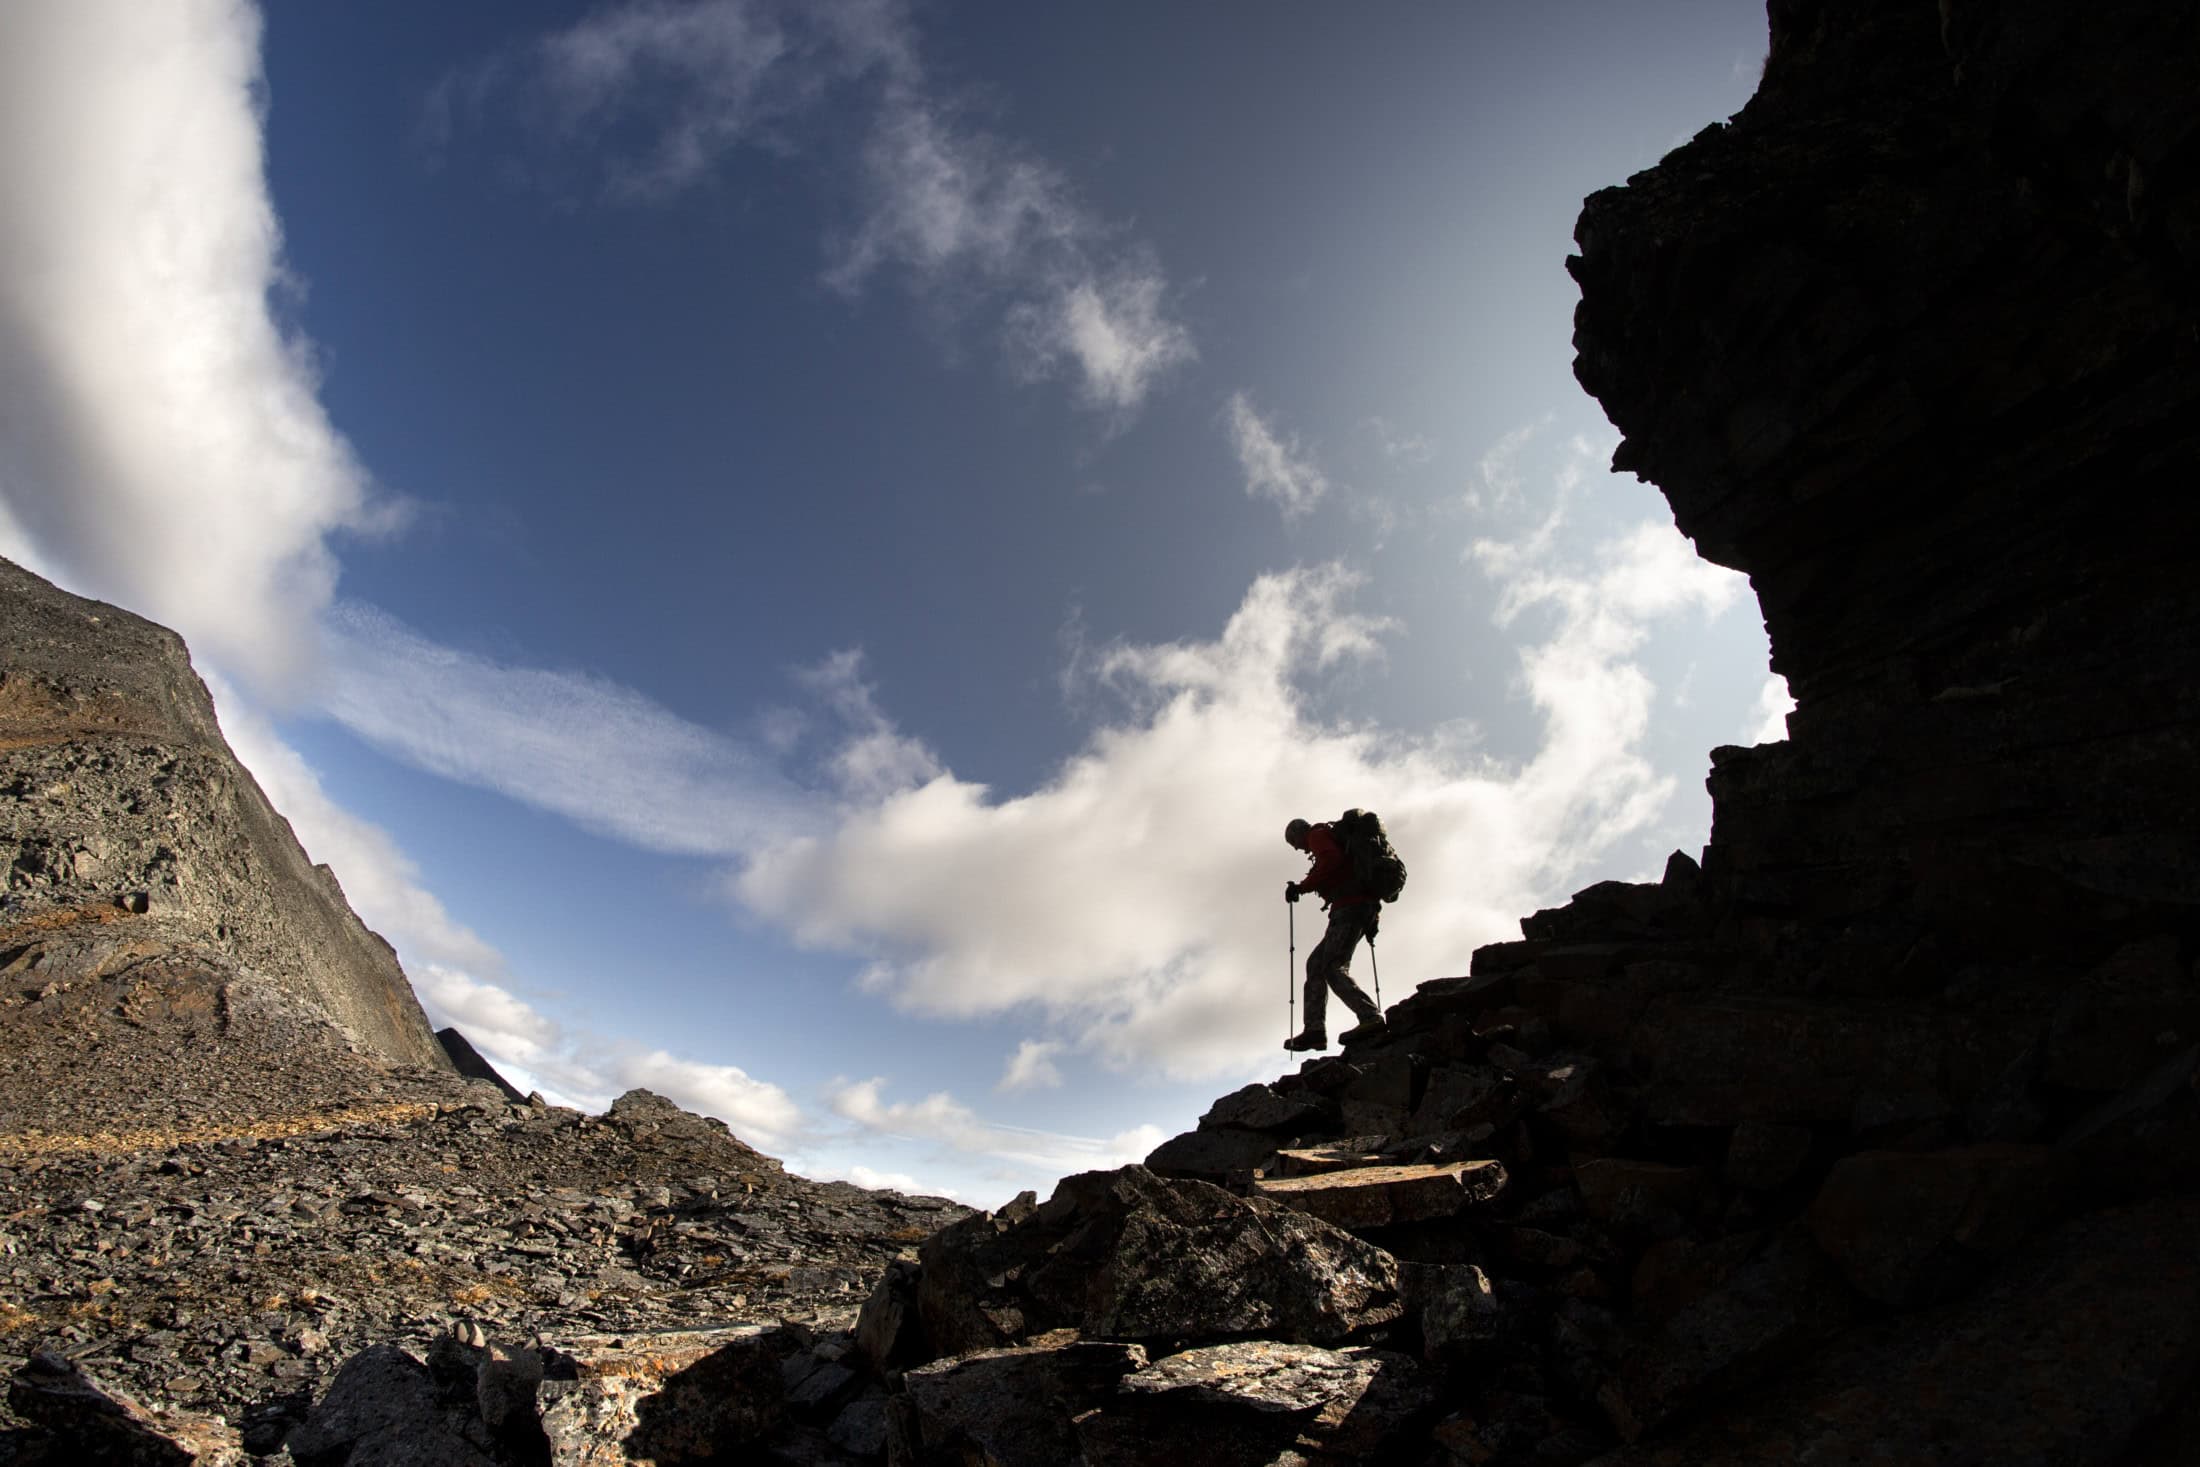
xmin=1253 ymin=1160 xmax=1508 ymax=1231
xmin=1603 ymin=1229 xmax=1850 ymax=1441
xmin=1594 ymin=1200 xmax=2200 ymax=1465
xmin=1720 ymin=1120 xmax=1814 ymax=1192
xmin=855 ymin=1258 xmax=923 ymax=1373
xmin=897 ymin=1340 xmax=1148 ymax=1467
xmin=912 ymin=1167 xmax=1402 ymax=1358
xmin=7 ymin=1350 xmax=245 ymax=1465
xmin=1572 ymin=1160 xmax=1711 ymax=1239
xmin=1080 ymin=1342 xmax=1437 ymax=1466
xmin=1402 ymin=1262 xmax=1508 ymax=1365
xmin=1805 ymin=1143 xmax=2074 ymax=1305
xmin=1141 ymin=1126 xmax=1282 ymax=1181
xmin=1197 ymin=1082 xmax=1333 ymax=1133
xmin=437 ymin=1028 xmax=525 ymax=1102
xmin=285 ymin=1343 xmax=492 ymax=1467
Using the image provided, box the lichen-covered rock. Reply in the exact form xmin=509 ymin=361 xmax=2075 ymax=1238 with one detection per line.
xmin=912 ymin=1167 xmax=1403 ymax=1359
xmin=6 ymin=1350 xmax=245 ymax=1466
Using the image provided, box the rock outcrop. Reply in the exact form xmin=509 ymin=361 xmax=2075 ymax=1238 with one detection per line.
xmin=0 ymin=556 xmax=444 ymax=1071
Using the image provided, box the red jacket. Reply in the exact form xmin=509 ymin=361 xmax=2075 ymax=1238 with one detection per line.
xmin=1297 ymin=823 xmax=1373 ymax=906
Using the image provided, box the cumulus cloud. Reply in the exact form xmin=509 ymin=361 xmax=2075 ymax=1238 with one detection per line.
xmin=732 ymin=462 xmax=1750 ymax=1079
xmin=829 ymin=1077 xmax=1162 ymax=1176
xmin=999 ymin=1040 xmax=1064 ymax=1092
xmin=445 ymin=0 xmax=1191 ymax=415
xmin=0 ymin=0 xmax=399 ymax=695
xmin=1747 ymin=675 xmax=1795 ymax=743
xmin=794 ymin=650 xmax=944 ymax=804
xmin=1225 ymin=393 xmax=1330 ymax=519
xmin=313 ymin=603 xmax=817 ymax=857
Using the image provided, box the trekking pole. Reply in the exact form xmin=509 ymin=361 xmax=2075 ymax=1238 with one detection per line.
xmin=1369 ymin=934 xmax=1381 ymax=1011
xmin=1286 ymin=901 xmax=1296 ymax=1046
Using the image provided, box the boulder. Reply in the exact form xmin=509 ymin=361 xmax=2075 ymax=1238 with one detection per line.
xmin=7 ymin=1350 xmax=245 ymax=1466
xmin=1081 ymin=1342 xmax=1437 ymax=1466
xmin=1805 ymin=1143 xmax=2075 ymax=1305
xmin=1197 ymin=1082 xmax=1333 ymax=1133
xmin=1142 ymin=1126 xmax=1283 ymax=1181
xmin=913 ymin=1167 xmax=1404 ymax=1357
xmin=898 ymin=1340 xmax=1147 ymax=1467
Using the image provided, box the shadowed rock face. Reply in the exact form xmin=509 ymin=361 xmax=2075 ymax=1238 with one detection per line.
xmin=0 ymin=556 xmax=446 ymax=1070
xmin=1570 ymin=0 xmax=2200 ymax=970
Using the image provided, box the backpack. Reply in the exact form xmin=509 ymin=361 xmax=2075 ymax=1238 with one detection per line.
xmin=1335 ymin=808 xmax=1407 ymax=903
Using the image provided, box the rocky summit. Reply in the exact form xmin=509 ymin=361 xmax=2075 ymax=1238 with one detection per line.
xmin=7 ymin=0 xmax=2200 ymax=1462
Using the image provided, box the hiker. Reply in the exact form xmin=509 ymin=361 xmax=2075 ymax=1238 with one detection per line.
xmin=1282 ymin=816 xmax=1388 ymax=1052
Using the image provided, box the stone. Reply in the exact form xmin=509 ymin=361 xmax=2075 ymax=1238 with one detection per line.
xmin=1082 ymin=1343 xmax=1436 ymax=1466
xmin=1597 ymin=1201 xmax=2200 ymax=1465
xmin=7 ymin=1349 xmax=246 ymax=1466
xmin=285 ymin=1344 xmax=492 ymax=1467
xmin=1720 ymin=1121 xmax=1814 ymax=1192
xmin=1408 ymin=1063 xmax=1502 ymax=1134
xmin=1197 ymin=1082 xmax=1332 ymax=1133
xmin=1605 ymin=1229 xmax=1851 ymax=1440
xmin=901 ymin=1340 xmax=1147 ymax=1467
xmin=856 ymin=1257 xmax=922 ymax=1372
xmin=1254 ymin=1160 xmax=1508 ymax=1231
xmin=1141 ymin=1126 xmax=1282 ymax=1181
xmin=1572 ymin=1159 xmax=1710 ymax=1236
xmin=1402 ymin=1262 xmax=1508 ymax=1365
xmin=1805 ymin=1143 xmax=2074 ymax=1305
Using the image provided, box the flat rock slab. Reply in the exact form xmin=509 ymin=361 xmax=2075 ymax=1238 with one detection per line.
xmin=1272 ymin=1144 xmax=1388 ymax=1176
xmin=1118 ymin=1340 xmax=1385 ymax=1414
xmin=1255 ymin=1159 xmax=1508 ymax=1230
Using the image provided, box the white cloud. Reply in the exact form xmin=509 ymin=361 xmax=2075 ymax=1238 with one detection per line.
xmin=1225 ymin=393 xmax=1330 ymax=518
xmin=734 ymin=456 xmax=1747 ymax=1079
xmin=999 ymin=1040 xmax=1064 ymax=1092
xmin=829 ymin=1076 xmax=1162 ymax=1176
xmin=0 ymin=0 xmax=400 ymax=696
xmin=1747 ymin=674 xmax=1794 ymax=743
xmin=795 ymin=649 xmax=944 ymax=804
xmin=314 ymin=603 xmax=817 ymax=857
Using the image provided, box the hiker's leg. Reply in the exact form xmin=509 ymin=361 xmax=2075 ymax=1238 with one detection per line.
xmin=1312 ymin=906 xmax=1380 ymax=1026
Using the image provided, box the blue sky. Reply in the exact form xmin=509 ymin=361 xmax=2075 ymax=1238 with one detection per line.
xmin=0 ymin=0 xmax=1783 ymax=1204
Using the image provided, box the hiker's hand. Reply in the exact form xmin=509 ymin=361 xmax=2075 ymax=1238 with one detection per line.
xmin=1284 ymin=882 xmax=1300 ymax=903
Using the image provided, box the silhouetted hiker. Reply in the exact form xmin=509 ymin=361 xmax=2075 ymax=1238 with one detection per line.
xmin=1282 ymin=816 xmax=1388 ymax=1052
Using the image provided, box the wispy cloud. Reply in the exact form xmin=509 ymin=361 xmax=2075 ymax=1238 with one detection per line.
xmin=0 ymin=0 xmax=401 ymax=696
xmin=1365 ymin=416 xmax=1435 ymax=468
xmin=314 ymin=603 xmax=816 ymax=857
xmin=443 ymin=0 xmax=1191 ymax=415
xmin=1225 ymin=393 xmax=1330 ymax=519
xmin=829 ymin=1076 xmax=1161 ymax=1177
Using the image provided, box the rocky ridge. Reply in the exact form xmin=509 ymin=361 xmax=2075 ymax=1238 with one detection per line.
xmin=0 ymin=558 xmax=443 ymax=1070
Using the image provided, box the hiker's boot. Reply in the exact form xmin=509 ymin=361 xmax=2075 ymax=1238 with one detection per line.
xmin=1283 ymin=1030 xmax=1328 ymax=1053
xmin=1339 ymin=1014 xmax=1388 ymax=1045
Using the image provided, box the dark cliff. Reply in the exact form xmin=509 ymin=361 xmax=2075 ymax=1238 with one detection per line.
xmin=1570 ymin=0 xmax=2200 ymax=975
xmin=0 ymin=555 xmax=448 ymax=1071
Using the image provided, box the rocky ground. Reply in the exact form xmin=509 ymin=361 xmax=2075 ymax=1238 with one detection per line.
xmin=0 ymin=959 xmax=966 ymax=1462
